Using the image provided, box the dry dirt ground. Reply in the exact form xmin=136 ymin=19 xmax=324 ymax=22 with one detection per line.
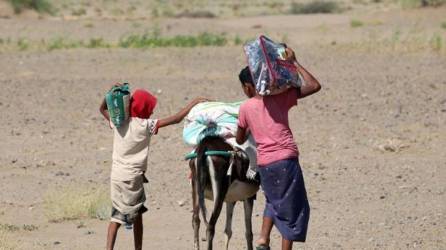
xmin=0 ymin=3 xmax=445 ymax=250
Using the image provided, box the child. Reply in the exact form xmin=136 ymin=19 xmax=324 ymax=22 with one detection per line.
xmin=99 ymin=85 xmax=208 ymax=250
xmin=236 ymin=48 xmax=321 ymax=250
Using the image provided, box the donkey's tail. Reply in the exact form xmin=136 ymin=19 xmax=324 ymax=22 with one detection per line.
xmin=196 ymin=144 xmax=209 ymax=226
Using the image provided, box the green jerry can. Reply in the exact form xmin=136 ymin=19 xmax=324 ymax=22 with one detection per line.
xmin=105 ymin=84 xmax=130 ymax=128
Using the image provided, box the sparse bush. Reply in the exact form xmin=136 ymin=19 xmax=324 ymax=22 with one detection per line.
xmin=175 ymin=10 xmax=216 ymax=18
xmin=71 ymin=8 xmax=87 ymax=16
xmin=47 ymin=37 xmax=82 ymax=51
xmin=0 ymin=223 xmax=39 ymax=232
xmin=268 ymin=1 xmax=285 ymax=10
xmin=290 ymin=1 xmax=339 ymax=14
xmin=17 ymin=38 xmax=29 ymax=50
xmin=22 ymin=224 xmax=39 ymax=231
xmin=422 ymin=0 xmax=446 ymax=6
xmin=7 ymin=0 xmax=54 ymax=14
xmin=87 ymin=38 xmax=110 ymax=48
xmin=0 ymin=33 xmax=235 ymax=52
xmin=430 ymin=33 xmax=443 ymax=51
xmin=400 ymin=0 xmax=446 ymax=7
xmin=84 ymin=22 xmax=94 ymax=28
xmin=234 ymin=35 xmax=243 ymax=45
xmin=151 ymin=1 xmax=175 ymax=18
xmin=350 ymin=19 xmax=364 ymax=28
xmin=391 ymin=30 xmax=401 ymax=43
xmin=43 ymin=185 xmax=110 ymax=222
xmin=119 ymin=32 xmax=227 ymax=48
xmin=0 ymin=224 xmax=20 ymax=232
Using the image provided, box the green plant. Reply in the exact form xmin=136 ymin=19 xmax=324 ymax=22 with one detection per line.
xmin=119 ymin=32 xmax=228 ymax=48
xmin=1 ymin=32 xmax=234 ymax=52
xmin=0 ymin=38 xmax=12 ymax=50
xmin=290 ymin=1 xmax=339 ymax=14
xmin=7 ymin=0 xmax=54 ymax=14
xmin=44 ymin=185 xmax=110 ymax=222
xmin=430 ymin=33 xmax=443 ymax=51
xmin=234 ymin=35 xmax=243 ymax=45
xmin=47 ymin=37 xmax=82 ymax=51
xmin=391 ymin=30 xmax=401 ymax=43
xmin=351 ymin=19 xmax=364 ymax=28
xmin=441 ymin=21 xmax=446 ymax=29
xmin=151 ymin=1 xmax=175 ymax=18
xmin=175 ymin=10 xmax=216 ymax=18
xmin=87 ymin=38 xmax=110 ymax=48
xmin=17 ymin=38 xmax=29 ymax=50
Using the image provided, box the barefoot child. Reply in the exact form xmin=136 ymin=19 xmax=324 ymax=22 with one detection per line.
xmin=100 ymin=85 xmax=208 ymax=250
xmin=236 ymin=48 xmax=321 ymax=250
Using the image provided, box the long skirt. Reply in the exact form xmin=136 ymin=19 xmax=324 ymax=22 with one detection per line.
xmin=258 ymin=158 xmax=310 ymax=242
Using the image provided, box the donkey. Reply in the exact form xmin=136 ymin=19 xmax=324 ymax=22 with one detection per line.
xmin=189 ymin=136 xmax=259 ymax=250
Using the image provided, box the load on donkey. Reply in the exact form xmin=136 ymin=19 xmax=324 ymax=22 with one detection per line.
xmin=183 ymin=101 xmax=260 ymax=250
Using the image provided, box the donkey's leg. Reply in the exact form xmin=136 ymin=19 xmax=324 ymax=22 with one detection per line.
xmin=206 ymin=157 xmax=229 ymax=250
xmin=224 ymin=202 xmax=236 ymax=250
xmin=206 ymin=192 xmax=226 ymax=250
xmin=243 ymin=197 xmax=255 ymax=250
xmin=190 ymin=159 xmax=201 ymax=250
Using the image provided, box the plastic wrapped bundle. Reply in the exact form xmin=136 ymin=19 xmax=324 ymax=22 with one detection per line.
xmin=244 ymin=35 xmax=302 ymax=95
xmin=105 ymin=84 xmax=130 ymax=128
xmin=183 ymin=102 xmax=241 ymax=146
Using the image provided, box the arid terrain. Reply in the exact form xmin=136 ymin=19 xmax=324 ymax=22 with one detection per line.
xmin=0 ymin=0 xmax=445 ymax=249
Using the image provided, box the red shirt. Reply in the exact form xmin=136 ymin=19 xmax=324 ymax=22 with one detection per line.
xmin=238 ymin=89 xmax=299 ymax=166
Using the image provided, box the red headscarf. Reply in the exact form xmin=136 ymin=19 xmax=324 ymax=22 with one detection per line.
xmin=130 ymin=89 xmax=157 ymax=119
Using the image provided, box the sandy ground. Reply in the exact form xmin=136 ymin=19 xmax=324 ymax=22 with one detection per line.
xmin=0 ymin=4 xmax=445 ymax=250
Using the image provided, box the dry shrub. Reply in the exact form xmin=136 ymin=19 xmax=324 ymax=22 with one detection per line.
xmin=175 ymin=10 xmax=216 ymax=18
xmin=290 ymin=1 xmax=340 ymax=14
xmin=7 ymin=0 xmax=54 ymax=14
xmin=43 ymin=185 xmax=110 ymax=223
